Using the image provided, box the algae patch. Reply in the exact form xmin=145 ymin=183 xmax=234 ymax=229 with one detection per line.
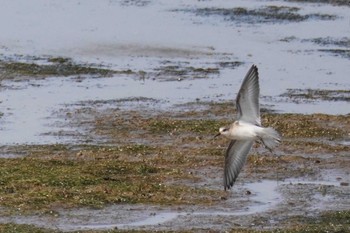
xmin=280 ymin=36 xmax=350 ymax=59
xmin=318 ymin=49 xmax=350 ymax=59
xmin=0 ymin=223 xmax=57 ymax=233
xmin=287 ymin=0 xmax=350 ymax=6
xmin=0 ymin=56 xmax=134 ymax=81
xmin=178 ymin=5 xmax=336 ymax=25
xmin=305 ymin=37 xmax=350 ymax=47
xmin=152 ymin=64 xmax=220 ymax=81
xmin=281 ymin=89 xmax=350 ymax=102
xmin=278 ymin=210 xmax=350 ymax=232
xmin=0 ymin=143 xmax=224 ymax=212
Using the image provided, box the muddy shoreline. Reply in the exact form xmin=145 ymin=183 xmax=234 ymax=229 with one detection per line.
xmin=0 ymin=39 xmax=349 ymax=233
xmin=0 ymin=100 xmax=349 ymax=232
xmin=0 ymin=0 xmax=349 ymax=232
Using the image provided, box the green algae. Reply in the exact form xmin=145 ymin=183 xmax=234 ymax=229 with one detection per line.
xmin=0 ymin=56 xmax=134 ymax=80
xmin=148 ymin=118 xmax=223 ymax=134
xmin=0 ymin=145 xmax=223 ymax=213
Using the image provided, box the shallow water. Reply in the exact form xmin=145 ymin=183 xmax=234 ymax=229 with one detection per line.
xmin=0 ymin=1 xmax=349 ymax=144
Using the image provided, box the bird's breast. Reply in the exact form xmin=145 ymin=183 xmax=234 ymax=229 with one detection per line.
xmin=230 ymin=123 xmax=260 ymax=140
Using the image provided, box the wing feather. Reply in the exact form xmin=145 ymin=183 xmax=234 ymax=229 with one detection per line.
xmin=236 ymin=65 xmax=260 ymax=125
xmin=224 ymin=140 xmax=254 ymax=190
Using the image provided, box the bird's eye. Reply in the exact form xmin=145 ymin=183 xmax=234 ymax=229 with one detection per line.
xmin=222 ymin=128 xmax=228 ymax=132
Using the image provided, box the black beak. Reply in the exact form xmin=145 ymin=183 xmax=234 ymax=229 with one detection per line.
xmin=214 ymin=133 xmax=221 ymax=139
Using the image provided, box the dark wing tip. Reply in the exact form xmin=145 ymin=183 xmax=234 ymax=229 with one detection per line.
xmin=250 ymin=64 xmax=259 ymax=78
xmin=224 ymin=179 xmax=237 ymax=191
xmin=248 ymin=65 xmax=259 ymax=83
xmin=252 ymin=64 xmax=258 ymax=71
xmin=224 ymin=172 xmax=239 ymax=191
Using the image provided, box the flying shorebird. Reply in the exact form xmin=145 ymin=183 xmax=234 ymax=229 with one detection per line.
xmin=215 ymin=65 xmax=281 ymax=190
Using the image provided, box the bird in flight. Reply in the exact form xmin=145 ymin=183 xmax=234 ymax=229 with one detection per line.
xmin=215 ymin=65 xmax=281 ymax=190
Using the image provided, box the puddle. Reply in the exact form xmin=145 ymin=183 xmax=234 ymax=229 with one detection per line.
xmin=242 ymin=180 xmax=281 ymax=213
xmin=76 ymin=212 xmax=182 ymax=231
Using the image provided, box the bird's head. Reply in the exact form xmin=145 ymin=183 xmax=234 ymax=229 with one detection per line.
xmin=214 ymin=126 xmax=230 ymax=138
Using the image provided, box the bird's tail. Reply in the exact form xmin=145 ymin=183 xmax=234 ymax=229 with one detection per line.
xmin=260 ymin=127 xmax=281 ymax=151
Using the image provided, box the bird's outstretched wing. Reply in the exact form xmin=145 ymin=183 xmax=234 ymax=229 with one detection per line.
xmin=236 ymin=65 xmax=260 ymax=125
xmin=224 ymin=140 xmax=254 ymax=190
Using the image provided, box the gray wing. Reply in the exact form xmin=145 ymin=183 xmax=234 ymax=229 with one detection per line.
xmin=236 ymin=65 xmax=261 ymax=125
xmin=224 ymin=140 xmax=254 ymax=190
